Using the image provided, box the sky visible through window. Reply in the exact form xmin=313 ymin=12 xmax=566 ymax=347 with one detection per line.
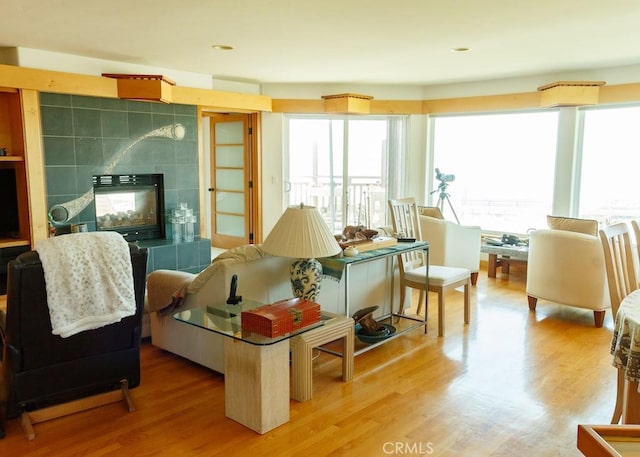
xmin=432 ymin=111 xmax=558 ymax=234
xmin=580 ymin=105 xmax=640 ymax=224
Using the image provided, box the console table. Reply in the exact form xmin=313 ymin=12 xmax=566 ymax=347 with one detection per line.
xmin=320 ymin=241 xmax=429 ymax=356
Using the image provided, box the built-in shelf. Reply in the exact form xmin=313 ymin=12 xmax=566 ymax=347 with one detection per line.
xmin=0 ymin=238 xmax=30 ymax=249
xmin=0 ymin=156 xmax=24 ymax=162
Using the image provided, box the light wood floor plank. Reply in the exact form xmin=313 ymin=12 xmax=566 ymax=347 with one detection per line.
xmin=0 ymin=265 xmax=616 ymax=456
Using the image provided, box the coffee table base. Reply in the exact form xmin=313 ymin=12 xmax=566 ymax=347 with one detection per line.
xmin=487 ymin=253 xmax=528 ymax=278
xmin=223 ymin=338 xmax=289 ymax=434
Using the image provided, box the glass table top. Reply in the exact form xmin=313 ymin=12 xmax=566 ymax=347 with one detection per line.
xmin=173 ymin=299 xmax=326 ymax=346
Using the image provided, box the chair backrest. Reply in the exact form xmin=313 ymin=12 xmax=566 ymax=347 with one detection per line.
xmin=599 ymin=222 xmax=638 ymax=317
xmin=2 ymin=242 xmax=148 ymax=418
xmin=631 ymin=219 xmax=640 ymax=268
xmin=388 ymin=198 xmax=424 ymax=271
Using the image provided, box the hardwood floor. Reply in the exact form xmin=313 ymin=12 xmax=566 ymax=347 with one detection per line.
xmin=0 ymin=265 xmax=617 ymax=456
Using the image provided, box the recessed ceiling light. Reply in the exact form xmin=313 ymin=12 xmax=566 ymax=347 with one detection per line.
xmin=451 ymin=47 xmax=471 ymax=52
xmin=212 ymin=44 xmax=234 ymax=51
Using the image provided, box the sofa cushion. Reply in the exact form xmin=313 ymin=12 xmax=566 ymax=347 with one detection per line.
xmin=546 ymin=215 xmax=598 ymax=237
xmin=188 ymin=244 xmax=269 ymax=294
xmin=418 ymin=206 xmax=444 ymax=219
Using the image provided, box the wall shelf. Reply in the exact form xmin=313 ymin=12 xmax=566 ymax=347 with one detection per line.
xmin=0 ymin=238 xmax=30 ymax=249
xmin=0 ymin=156 xmax=24 ymax=162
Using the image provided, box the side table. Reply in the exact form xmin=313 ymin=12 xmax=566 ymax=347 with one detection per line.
xmin=173 ymin=301 xmax=325 ymax=434
xmin=290 ymin=312 xmax=354 ymax=402
xmin=480 ymin=243 xmax=529 ymax=278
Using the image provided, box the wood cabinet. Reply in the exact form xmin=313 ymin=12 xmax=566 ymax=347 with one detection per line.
xmin=0 ymin=88 xmax=30 ymax=249
xmin=0 ymin=87 xmax=48 ymax=306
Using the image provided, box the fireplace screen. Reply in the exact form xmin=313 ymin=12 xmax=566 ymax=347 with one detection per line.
xmin=93 ymin=174 xmax=165 ymax=241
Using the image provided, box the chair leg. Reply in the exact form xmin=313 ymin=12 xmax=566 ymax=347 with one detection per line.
xmin=437 ymin=288 xmax=445 ymax=337
xmin=398 ymin=284 xmax=407 ymax=315
xmin=593 ymin=310 xmax=605 ymax=328
xmin=612 ymin=368 xmax=624 ymax=424
xmin=416 ymin=290 xmax=425 ymax=316
xmin=463 ymin=282 xmax=470 ymax=325
xmin=528 ymin=296 xmax=537 ymax=311
xmin=470 ymin=272 xmax=478 ymax=286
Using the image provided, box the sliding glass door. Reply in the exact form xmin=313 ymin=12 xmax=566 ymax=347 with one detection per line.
xmin=285 ymin=115 xmax=406 ymax=232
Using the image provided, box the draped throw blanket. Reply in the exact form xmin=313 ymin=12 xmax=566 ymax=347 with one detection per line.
xmin=35 ymin=232 xmax=135 ymax=338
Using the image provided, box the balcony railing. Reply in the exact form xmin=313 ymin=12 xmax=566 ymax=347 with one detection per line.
xmin=287 ymin=176 xmax=387 ymax=232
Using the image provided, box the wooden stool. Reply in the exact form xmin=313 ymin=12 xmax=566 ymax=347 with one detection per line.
xmin=290 ymin=313 xmax=354 ymax=402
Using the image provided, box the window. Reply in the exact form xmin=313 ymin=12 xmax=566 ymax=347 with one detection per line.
xmin=430 ymin=111 xmax=558 ymax=233
xmin=285 ymin=115 xmax=406 ymax=232
xmin=578 ymin=105 xmax=640 ymax=224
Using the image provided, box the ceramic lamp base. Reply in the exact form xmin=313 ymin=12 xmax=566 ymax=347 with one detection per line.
xmin=290 ymin=258 xmax=323 ymax=302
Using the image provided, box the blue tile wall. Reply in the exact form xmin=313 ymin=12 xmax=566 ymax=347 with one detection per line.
xmin=40 ymin=93 xmax=210 ymax=273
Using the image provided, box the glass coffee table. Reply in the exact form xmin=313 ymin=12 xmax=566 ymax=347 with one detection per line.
xmin=174 ymin=301 xmax=325 ymax=434
xmin=480 ymin=243 xmax=529 ymax=278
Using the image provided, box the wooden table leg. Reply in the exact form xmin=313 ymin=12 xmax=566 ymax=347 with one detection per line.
xmin=487 ymin=253 xmax=498 ymax=278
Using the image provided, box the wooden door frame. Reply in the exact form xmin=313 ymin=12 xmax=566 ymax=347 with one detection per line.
xmin=202 ymin=111 xmax=262 ymax=247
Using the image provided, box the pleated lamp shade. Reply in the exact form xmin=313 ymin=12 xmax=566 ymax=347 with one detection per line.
xmin=262 ymin=204 xmax=341 ymax=259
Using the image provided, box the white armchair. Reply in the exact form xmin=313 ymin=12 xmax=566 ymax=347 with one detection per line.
xmin=418 ymin=210 xmax=481 ymax=285
xmin=526 ymin=227 xmax=610 ymax=327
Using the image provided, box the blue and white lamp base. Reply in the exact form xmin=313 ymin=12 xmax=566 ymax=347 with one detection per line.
xmin=290 ymin=258 xmax=323 ymax=302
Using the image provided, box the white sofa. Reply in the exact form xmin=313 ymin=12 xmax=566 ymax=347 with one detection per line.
xmin=418 ymin=214 xmax=482 ymax=285
xmin=526 ymin=228 xmax=610 ymax=327
xmin=147 ymin=244 xmax=399 ymax=373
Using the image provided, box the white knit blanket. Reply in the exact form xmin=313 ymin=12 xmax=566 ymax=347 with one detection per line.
xmin=35 ymin=232 xmax=136 ymax=338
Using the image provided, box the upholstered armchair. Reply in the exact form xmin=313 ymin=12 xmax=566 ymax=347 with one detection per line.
xmin=526 ymin=216 xmax=609 ymax=327
xmin=417 ymin=207 xmax=482 ymax=285
xmin=0 ymin=234 xmax=147 ymax=439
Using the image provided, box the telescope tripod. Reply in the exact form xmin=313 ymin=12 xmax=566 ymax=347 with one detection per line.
xmin=431 ymin=184 xmax=460 ymax=224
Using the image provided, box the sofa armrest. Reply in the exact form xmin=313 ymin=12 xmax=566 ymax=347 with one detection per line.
xmin=146 ymin=270 xmax=196 ymax=313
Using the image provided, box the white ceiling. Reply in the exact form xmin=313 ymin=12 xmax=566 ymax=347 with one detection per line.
xmin=3 ymin=0 xmax=640 ymax=86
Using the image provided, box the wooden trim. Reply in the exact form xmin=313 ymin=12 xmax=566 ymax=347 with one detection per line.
xmin=272 ymin=83 xmax=640 ymax=115
xmin=196 ymin=106 xmax=207 ymax=239
xmin=172 ymin=86 xmax=271 ymax=112
xmin=0 ymin=64 xmax=271 ymax=112
xmin=250 ymin=112 xmax=263 ymax=244
xmin=599 ymin=83 xmax=640 ymax=104
xmin=423 ymin=91 xmax=542 ymax=114
xmin=20 ymin=89 xmax=48 ymax=246
xmin=20 ymin=380 xmax=134 ymax=440
xmin=272 ymin=92 xmax=542 ymax=115
xmin=271 ymin=99 xmax=325 ymax=113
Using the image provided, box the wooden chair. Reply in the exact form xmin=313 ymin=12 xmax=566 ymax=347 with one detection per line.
xmin=388 ymin=198 xmax=471 ymax=336
xmin=631 ymin=219 xmax=640 ymax=281
xmin=599 ymin=222 xmax=639 ymax=424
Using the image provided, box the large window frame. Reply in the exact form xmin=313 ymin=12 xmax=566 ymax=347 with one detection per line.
xmin=575 ymin=103 xmax=640 ymax=225
xmin=284 ymin=114 xmax=407 ymax=232
xmin=428 ymin=110 xmax=559 ymax=234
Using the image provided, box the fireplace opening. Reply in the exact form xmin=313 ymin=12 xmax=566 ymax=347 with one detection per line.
xmin=93 ymin=174 xmax=165 ymax=241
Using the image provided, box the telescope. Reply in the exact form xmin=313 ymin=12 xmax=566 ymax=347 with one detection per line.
xmin=435 ymin=168 xmax=455 ymax=183
xmin=431 ymin=168 xmax=460 ymax=223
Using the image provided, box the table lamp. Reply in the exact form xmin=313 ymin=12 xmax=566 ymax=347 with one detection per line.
xmin=261 ymin=204 xmax=342 ymax=302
